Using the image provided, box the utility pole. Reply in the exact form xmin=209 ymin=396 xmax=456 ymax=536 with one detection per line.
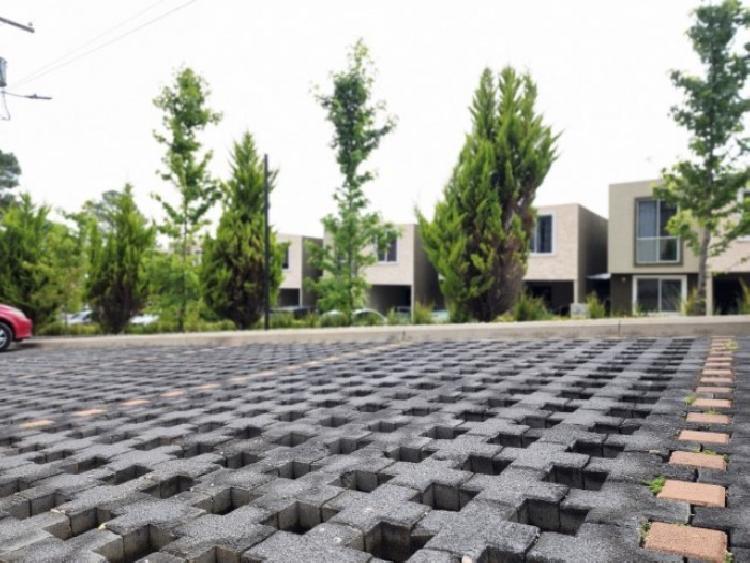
xmin=263 ymin=154 xmax=270 ymax=331
xmin=0 ymin=16 xmax=34 ymax=33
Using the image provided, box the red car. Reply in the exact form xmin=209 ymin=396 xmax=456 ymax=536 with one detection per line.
xmin=0 ymin=304 xmax=33 ymax=352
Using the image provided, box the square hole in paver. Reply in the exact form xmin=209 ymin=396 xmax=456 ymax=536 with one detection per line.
xmin=325 ymin=437 xmax=372 ymax=455
xmin=337 ymin=470 xmax=392 ymax=493
xmin=145 ymin=475 xmax=196 ymax=499
xmin=421 ymin=426 xmax=468 ymax=440
xmin=365 ymin=521 xmax=420 ymax=563
xmin=367 ymin=420 xmax=406 ymax=433
xmin=277 ymin=461 xmax=312 ymax=480
xmin=319 ymin=416 xmax=351 ymax=428
xmin=273 ymin=432 xmax=312 ymax=447
xmin=265 ymin=500 xmax=331 ymax=535
xmin=106 ymin=464 xmax=150 ymax=485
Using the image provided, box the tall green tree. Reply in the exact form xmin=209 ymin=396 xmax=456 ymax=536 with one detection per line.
xmin=417 ymin=67 xmax=558 ymax=321
xmin=201 ymin=132 xmax=282 ymax=329
xmin=87 ymin=185 xmax=155 ymax=333
xmin=655 ymin=0 xmax=750 ymax=315
xmin=0 ymin=194 xmax=74 ymax=326
xmin=307 ymin=39 xmax=397 ymax=322
xmin=153 ymin=67 xmax=221 ymax=330
xmin=0 ymin=150 xmax=21 ymax=210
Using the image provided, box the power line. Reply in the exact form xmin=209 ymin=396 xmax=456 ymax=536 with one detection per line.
xmin=11 ymin=0 xmax=199 ymax=89
xmin=12 ymin=0 xmax=170 ymax=88
xmin=3 ymin=90 xmax=52 ymax=100
xmin=0 ymin=16 xmax=34 ymax=33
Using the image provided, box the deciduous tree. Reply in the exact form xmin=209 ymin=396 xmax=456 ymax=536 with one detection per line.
xmin=655 ymin=0 xmax=750 ymax=314
xmin=153 ymin=67 xmax=221 ymax=330
xmin=307 ymin=39 xmax=397 ymax=322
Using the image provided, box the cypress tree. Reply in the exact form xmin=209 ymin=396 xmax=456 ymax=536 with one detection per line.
xmin=201 ymin=132 xmax=282 ymax=329
xmin=87 ymin=185 xmax=155 ymax=333
xmin=418 ymin=67 xmax=558 ymax=321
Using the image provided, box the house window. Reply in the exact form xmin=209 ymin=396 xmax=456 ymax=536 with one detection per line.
xmin=635 ymin=199 xmax=679 ymax=263
xmin=376 ymin=235 xmax=398 ymax=263
xmin=530 ymin=214 xmax=553 ymax=254
xmin=281 ymin=245 xmax=289 ymax=270
xmin=633 ymin=276 xmax=685 ymax=314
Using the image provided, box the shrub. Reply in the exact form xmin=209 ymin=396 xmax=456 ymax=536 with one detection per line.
xmin=386 ymin=308 xmax=404 ymax=326
xmin=38 ymin=321 xmax=102 ymax=337
xmin=682 ymin=288 xmax=702 ymax=316
xmin=353 ymin=313 xmax=384 ymax=327
xmin=586 ymin=293 xmax=606 ymax=319
xmin=739 ymin=280 xmax=750 ymax=315
xmin=318 ymin=313 xmax=348 ymax=328
xmin=511 ymin=293 xmax=550 ymax=322
xmin=413 ymin=302 xmax=434 ymax=324
xmin=270 ymin=313 xmax=294 ymax=330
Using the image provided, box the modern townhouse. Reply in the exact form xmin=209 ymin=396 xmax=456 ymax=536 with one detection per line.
xmin=277 ymin=233 xmax=322 ymax=309
xmin=523 ymin=203 xmax=608 ymax=314
xmin=608 ymin=179 xmax=750 ymax=315
xmin=361 ymin=223 xmax=443 ymax=315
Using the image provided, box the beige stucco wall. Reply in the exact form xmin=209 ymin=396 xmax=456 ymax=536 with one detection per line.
xmin=363 ymin=224 xmax=415 ymax=286
xmin=708 ymin=236 xmax=750 ymax=274
xmin=608 ymin=180 xmax=700 ymax=274
xmin=279 ymin=234 xmax=315 ymax=290
xmin=524 ymin=203 xmax=580 ymax=283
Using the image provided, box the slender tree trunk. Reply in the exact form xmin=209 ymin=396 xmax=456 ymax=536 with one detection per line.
xmin=696 ymin=227 xmax=711 ymax=316
xmin=179 ymin=218 xmax=188 ymax=332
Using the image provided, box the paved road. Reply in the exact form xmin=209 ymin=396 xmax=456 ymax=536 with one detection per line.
xmin=0 ymin=337 xmax=747 ymax=562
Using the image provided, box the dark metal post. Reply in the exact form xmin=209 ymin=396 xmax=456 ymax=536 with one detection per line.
xmin=263 ymin=154 xmax=270 ymax=331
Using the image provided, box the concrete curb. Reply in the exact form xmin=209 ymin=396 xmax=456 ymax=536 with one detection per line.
xmin=23 ymin=315 xmax=750 ymax=350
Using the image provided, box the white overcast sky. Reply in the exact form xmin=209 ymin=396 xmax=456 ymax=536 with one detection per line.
xmin=2 ymin=1 xmax=700 ymax=236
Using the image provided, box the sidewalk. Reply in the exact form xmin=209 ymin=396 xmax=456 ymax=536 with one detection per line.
xmin=25 ymin=315 xmax=750 ymax=349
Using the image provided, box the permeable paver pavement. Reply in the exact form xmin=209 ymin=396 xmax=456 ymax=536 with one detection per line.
xmin=0 ymin=336 xmax=748 ymax=562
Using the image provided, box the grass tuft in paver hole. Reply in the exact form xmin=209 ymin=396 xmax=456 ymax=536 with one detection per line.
xmin=145 ymin=475 xmax=196 ymax=499
xmin=644 ymin=476 xmax=666 ymax=495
